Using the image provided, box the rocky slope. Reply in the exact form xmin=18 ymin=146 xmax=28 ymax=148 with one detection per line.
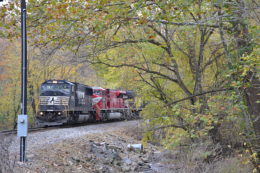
xmin=12 ymin=120 xmax=176 ymax=173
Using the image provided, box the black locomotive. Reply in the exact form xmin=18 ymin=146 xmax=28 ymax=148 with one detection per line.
xmin=36 ymin=80 xmax=94 ymax=126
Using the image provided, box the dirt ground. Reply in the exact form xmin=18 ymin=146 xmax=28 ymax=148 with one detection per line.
xmin=8 ymin=120 xmax=252 ymax=173
xmin=12 ymin=120 xmax=176 ymax=173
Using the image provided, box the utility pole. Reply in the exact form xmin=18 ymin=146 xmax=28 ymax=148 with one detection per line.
xmin=0 ymin=0 xmax=28 ymax=162
xmin=21 ymin=0 xmax=27 ymax=115
xmin=17 ymin=0 xmax=28 ymax=162
xmin=0 ymin=0 xmax=28 ymax=163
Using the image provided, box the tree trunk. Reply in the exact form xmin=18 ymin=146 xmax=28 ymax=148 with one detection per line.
xmin=245 ymin=73 xmax=260 ymax=141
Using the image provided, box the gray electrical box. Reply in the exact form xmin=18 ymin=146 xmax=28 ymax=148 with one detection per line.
xmin=17 ymin=115 xmax=28 ymax=137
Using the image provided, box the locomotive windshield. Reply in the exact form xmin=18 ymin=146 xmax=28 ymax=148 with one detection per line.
xmin=40 ymin=83 xmax=71 ymax=96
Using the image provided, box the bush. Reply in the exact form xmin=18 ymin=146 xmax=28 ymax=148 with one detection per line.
xmin=173 ymin=141 xmax=253 ymax=173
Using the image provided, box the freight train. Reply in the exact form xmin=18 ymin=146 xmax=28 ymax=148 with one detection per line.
xmin=36 ymin=80 xmax=139 ymax=126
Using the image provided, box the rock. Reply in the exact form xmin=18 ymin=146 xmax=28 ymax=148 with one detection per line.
xmin=130 ymin=162 xmax=138 ymax=171
xmin=95 ymin=165 xmax=111 ymax=173
xmin=138 ymin=161 xmax=145 ymax=166
xmin=71 ymin=157 xmax=81 ymax=163
xmin=86 ymin=154 xmax=93 ymax=161
xmin=142 ymin=164 xmax=151 ymax=169
xmin=121 ymin=165 xmax=131 ymax=172
xmin=94 ymin=165 xmax=103 ymax=172
xmin=88 ymin=140 xmax=122 ymax=167
xmin=52 ymin=163 xmax=58 ymax=167
xmin=108 ymin=145 xmax=122 ymax=152
xmin=101 ymin=142 xmax=108 ymax=150
xmin=85 ymin=140 xmax=157 ymax=173
xmin=103 ymin=157 xmax=113 ymax=164
xmin=108 ymin=167 xmax=118 ymax=173
xmin=110 ymin=152 xmax=121 ymax=165
xmin=112 ymin=156 xmax=122 ymax=166
xmin=141 ymin=156 xmax=149 ymax=163
xmin=26 ymin=154 xmax=34 ymax=159
xmin=122 ymin=158 xmax=132 ymax=165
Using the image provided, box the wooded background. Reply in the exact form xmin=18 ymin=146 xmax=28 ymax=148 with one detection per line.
xmin=0 ymin=0 xmax=259 ymax=171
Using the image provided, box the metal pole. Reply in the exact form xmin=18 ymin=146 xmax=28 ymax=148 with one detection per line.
xmin=20 ymin=0 xmax=27 ymax=162
xmin=20 ymin=136 xmax=26 ymax=161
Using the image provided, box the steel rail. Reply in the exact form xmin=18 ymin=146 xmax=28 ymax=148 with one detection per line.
xmin=0 ymin=118 xmax=140 ymax=136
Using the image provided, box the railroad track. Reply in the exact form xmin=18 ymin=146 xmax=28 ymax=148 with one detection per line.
xmin=0 ymin=127 xmax=56 ymax=135
xmin=0 ymin=121 xmax=94 ymax=135
xmin=0 ymin=119 xmax=140 ymax=136
xmin=0 ymin=123 xmax=90 ymax=135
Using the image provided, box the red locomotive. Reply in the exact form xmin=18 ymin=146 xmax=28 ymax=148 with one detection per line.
xmin=92 ymin=87 xmax=136 ymax=121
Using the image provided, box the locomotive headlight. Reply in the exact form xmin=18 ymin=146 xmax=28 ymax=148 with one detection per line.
xmin=58 ymin=112 xmax=61 ymax=115
xmin=40 ymin=112 xmax=43 ymax=115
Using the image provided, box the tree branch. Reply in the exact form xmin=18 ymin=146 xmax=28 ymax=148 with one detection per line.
xmin=167 ymin=88 xmax=233 ymax=106
xmin=149 ymin=124 xmax=187 ymax=131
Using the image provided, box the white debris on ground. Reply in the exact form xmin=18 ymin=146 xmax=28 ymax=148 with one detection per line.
xmin=10 ymin=120 xmax=176 ymax=173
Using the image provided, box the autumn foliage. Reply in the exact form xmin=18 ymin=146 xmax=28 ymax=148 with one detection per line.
xmin=0 ymin=0 xmax=259 ymax=171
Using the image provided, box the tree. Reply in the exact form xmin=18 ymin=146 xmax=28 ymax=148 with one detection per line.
xmin=1 ymin=0 xmax=259 ymax=169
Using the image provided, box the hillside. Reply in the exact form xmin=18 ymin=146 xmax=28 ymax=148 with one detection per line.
xmin=0 ymin=120 xmax=252 ymax=173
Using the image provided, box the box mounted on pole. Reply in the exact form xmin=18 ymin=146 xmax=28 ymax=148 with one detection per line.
xmin=17 ymin=115 xmax=28 ymax=137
